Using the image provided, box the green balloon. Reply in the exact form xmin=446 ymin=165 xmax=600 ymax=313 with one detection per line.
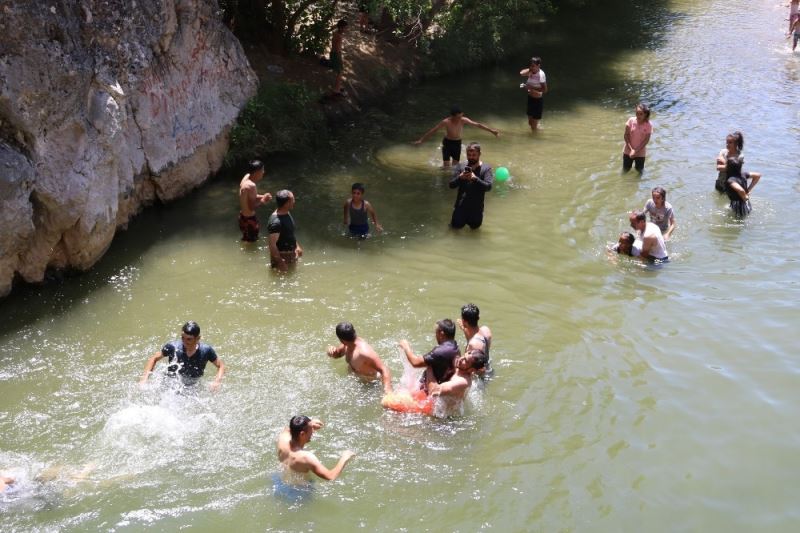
xmin=495 ymin=166 xmax=510 ymax=181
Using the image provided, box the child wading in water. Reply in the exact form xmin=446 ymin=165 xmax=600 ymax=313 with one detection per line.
xmin=715 ymin=131 xmax=762 ymax=216
xmin=622 ymin=103 xmax=652 ymax=173
xmin=414 ymin=105 xmax=500 ymax=168
xmin=343 ymin=183 xmax=382 ymax=238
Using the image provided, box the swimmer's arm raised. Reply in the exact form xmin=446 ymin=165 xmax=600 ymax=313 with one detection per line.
xmin=398 ymin=340 xmax=426 ymax=368
xmin=327 ymin=344 xmax=346 ymax=358
xmin=307 ymin=450 xmax=355 ymax=481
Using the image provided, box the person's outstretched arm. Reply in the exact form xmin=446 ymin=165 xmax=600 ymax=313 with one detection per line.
xmin=414 ymin=119 xmax=445 ymax=144
xmin=308 ymin=450 xmax=355 ymax=480
xmin=462 ymin=117 xmax=499 ymax=137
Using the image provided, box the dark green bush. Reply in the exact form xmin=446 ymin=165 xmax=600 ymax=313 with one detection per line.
xmin=227 ymin=81 xmax=326 ymax=164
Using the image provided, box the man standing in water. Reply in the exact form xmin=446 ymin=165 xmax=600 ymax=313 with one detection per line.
xmin=327 ymin=322 xmax=393 ymax=394
xmin=429 ymin=348 xmax=489 ymax=413
xmin=238 ymin=160 xmax=272 ymax=242
xmin=457 ymin=303 xmax=493 ymax=375
xmin=277 ymin=416 xmax=355 ymax=481
xmin=268 ymin=190 xmax=303 ymax=271
xmin=413 ymin=105 xmax=500 ymax=168
xmin=139 ymin=321 xmax=225 ymax=391
xmin=449 ymin=142 xmax=494 ymax=229
xmin=629 ymin=210 xmax=668 ymax=262
xmin=398 ymin=319 xmax=460 ymax=392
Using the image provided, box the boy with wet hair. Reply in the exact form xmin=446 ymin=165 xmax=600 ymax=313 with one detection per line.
xmin=277 ymin=416 xmax=355 ymax=481
xmin=343 ymin=182 xmax=383 ymax=238
xmin=413 ymin=105 xmax=500 ymax=167
xmin=327 ymin=321 xmax=393 ymax=394
xmin=458 ymin=303 xmax=493 ymax=375
xmin=238 ymin=159 xmax=272 ymax=242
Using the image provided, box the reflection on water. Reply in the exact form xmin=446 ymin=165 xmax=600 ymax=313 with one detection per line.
xmin=2 ymin=0 xmax=800 ymax=530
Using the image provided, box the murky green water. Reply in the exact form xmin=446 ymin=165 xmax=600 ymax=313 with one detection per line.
xmin=2 ymin=0 xmax=799 ymax=530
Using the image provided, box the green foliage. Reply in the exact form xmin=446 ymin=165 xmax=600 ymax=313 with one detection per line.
xmin=227 ymin=82 xmax=326 ymax=163
xmin=427 ymin=0 xmax=555 ymax=72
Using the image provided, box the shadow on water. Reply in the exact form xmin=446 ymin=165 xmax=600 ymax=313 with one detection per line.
xmin=0 ymin=0 xmax=676 ymax=331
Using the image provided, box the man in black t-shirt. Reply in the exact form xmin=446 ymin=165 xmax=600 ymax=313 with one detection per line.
xmin=268 ymin=189 xmax=304 ymax=272
xmin=449 ymin=142 xmax=493 ymax=229
xmin=139 ymin=321 xmax=225 ymax=391
xmin=398 ymin=319 xmax=460 ymax=392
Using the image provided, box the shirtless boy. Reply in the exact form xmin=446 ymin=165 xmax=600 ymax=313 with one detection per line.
xmin=277 ymin=416 xmax=355 ymax=481
xmin=428 ymin=348 xmax=488 ymax=414
xmin=457 ymin=303 xmax=493 ymax=375
xmin=327 ymin=322 xmax=392 ymax=394
xmin=414 ymin=105 xmax=500 ymax=167
xmin=238 ymin=160 xmax=272 ymax=242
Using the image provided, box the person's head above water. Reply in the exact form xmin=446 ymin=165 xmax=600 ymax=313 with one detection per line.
xmin=290 ymin=415 xmax=312 ymax=442
xmin=726 ymin=131 xmax=744 ymax=152
xmin=651 ymin=186 xmax=667 ymax=206
xmin=336 ymin=19 xmax=348 ymax=30
xmin=635 ymin=103 xmax=651 ymax=121
xmin=629 ymin=210 xmax=647 ymax=232
xmin=460 ymin=303 xmax=480 ymax=327
xmin=465 ymin=142 xmax=481 ymax=165
xmin=435 ymin=319 xmax=456 ymax=341
xmin=616 ymin=232 xmax=636 ymax=255
xmin=335 ymin=322 xmax=357 ymax=343
xmin=182 ymin=321 xmax=200 ymax=338
xmin=275 ymin=189 xmax=294 ymax=208
xmin=450 ymin=104 xmax=462 ymax=117
xmin=458 ymin=347 xmax=488 ymax=372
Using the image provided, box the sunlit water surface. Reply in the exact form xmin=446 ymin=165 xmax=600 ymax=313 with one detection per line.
xmin=2 ymin=0 xmax=799 ymax=530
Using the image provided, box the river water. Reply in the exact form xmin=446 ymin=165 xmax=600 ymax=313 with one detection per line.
xmin=2 ymin=0 xmax=799 ymax=531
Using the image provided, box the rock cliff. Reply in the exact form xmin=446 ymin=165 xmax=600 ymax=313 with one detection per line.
xmin=0 ymin=0 xmax=257 ymax=296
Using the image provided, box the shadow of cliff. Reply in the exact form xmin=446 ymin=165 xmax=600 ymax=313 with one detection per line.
xmin=0 ymin=0 xmax=676 ymax=327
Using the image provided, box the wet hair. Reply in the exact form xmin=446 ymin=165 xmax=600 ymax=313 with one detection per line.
xmin=530 ymin=56 xmax=542 ymax=65
xmin=436 ymin=319 xmax=456 ymax=339
xmin=466 ymin=142 xmax=481 ymax=154
xmin=290 ymin=415 xmax=311 ymax=440
xmin=182 ymin=321 xmax=200 ymax=337
xmin=727 ymin=131 xmax=744 ymax=151
xmin=248 ymin=160 xmax=264 ymax=173
xmin=337 ymin=19 xmax=348 ymax=29
xmin=450 ymin=105 xmax=462 ymax=116
xmin=335 ymin=321 xmax=357 ymax=342
xmin=460 ymin=303 xmax=480 ymax=327
xmin=618 ymin=232 xmax=635 ymax=255
xmin=631 ymin=210 xmax=647 ymax=223
xmin=651 ymin=186 xmax=666 ymax=201
xmin=636 ymin=103 xmax=651 ymax=120
xmin=468 ymin=349 xmax=488 ymax=370
xmin=276 ymin=189 xmax=292 ymax=207
xmin=351 ymin=183 xmax=365 ymax=193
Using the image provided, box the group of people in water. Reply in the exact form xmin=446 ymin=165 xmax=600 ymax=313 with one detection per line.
xmin=127 ymin=302 xmax=493 ymax=491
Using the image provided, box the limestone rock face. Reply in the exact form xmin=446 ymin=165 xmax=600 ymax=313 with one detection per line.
xmin=0 ymin=0 xmax=257 ymax=296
